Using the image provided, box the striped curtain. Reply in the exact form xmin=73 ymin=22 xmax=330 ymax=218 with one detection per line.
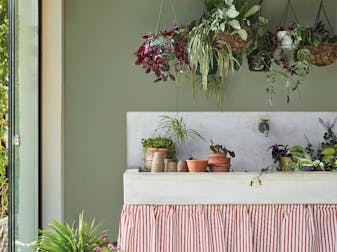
xmin=118 ymin=204 xmax=337 ymax=252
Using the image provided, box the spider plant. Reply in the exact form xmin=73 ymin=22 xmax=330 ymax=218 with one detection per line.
xmin=157 ymin=115 xmax=204 ymax=144
xmin=34 ymin=212 xmax=106 ymax=252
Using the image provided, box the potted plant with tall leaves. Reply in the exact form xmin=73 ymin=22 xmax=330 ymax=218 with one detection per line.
xmin=188 ymin=0 xmax=262 ymax=106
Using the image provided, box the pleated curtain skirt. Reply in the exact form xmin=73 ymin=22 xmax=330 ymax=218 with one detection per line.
xmin=118 ymin=204 xmax=337 ymax=252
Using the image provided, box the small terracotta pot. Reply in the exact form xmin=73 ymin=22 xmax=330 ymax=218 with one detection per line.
xmin=210 ymin=164 xmax=231 ymax=172
xmin=186 ymin=160 xmax=208 ymax=172
xmin=166 ymin=161 xmax=177 ymax=172
xmin=208 ymin=153 xmax=231 ymax=164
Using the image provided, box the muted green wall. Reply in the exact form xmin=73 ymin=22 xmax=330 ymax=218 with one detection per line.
xmin=65 ymin=0 xmax=337 ymax=238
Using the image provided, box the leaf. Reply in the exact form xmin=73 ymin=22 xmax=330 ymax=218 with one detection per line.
xmin=321 ymin=147 xmax=335 ymax=156
xmin=244 ymin=5 xmax=261 ymax=18
xmin=227 ymin=20 xmax=241 ymax=30
xmin=231 ymin=29 xmax=247 ymax=40
xmin=226 ymin=5 xmax=240 ymax=19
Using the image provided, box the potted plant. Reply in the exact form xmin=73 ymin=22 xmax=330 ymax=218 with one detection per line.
xmin=157 ymin=115 xmax=204 ymax=144
xmin=186 ymin=157 xmax=208 ymax=172
xmin=34 ymin=212 xmax=119 ymax=251
xmin=208 ymin=140 xmax=235 ymax=172
xmin=315 ymin=145 xmax=337 ymax=171
xmin=266 ymin=22 xmax=311 ymax=104
xmin=188 ymin=0 xmax=261 ymax=105
xmin=247 ymin=16 xmax=273 ymax=72
xmin=134 ymin=24 xmax=192 ymax=82
xmin=288 ymin=145 xmax=314 ymax=171
xmin=267 ymin=144 xmax=294 ymax=171
xmin=141 ymin=137 xmax=176 ymax=171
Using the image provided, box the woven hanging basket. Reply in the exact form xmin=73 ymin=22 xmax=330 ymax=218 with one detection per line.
xmin=304 ymin=42 xmax=337 ymax=66
xmin=213 ymin=28 xmax=253 ymax=55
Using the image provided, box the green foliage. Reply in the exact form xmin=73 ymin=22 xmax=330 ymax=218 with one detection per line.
xmin=188 ymin=0 xmax=261 ymax=106
xmin=0 ymin=0 xmax=8 ymax=219
xmin=209 ymin=139 xmax=235 ymax=157
xmin=141 ymin=137 xmax=176 ymax=158
xmin=157 ymin=115 xmax=204 ymax=144
xmin=34 ymin=212 xmax=106 ymax=252
xmin=288 ymin=145 xmax=314 ymax=170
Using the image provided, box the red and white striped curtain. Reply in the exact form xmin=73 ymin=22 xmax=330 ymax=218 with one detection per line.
xmin=119 ymin=204 xmax=337 ymax=252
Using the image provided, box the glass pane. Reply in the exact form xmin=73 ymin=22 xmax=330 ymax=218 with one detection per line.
xmin=10 ymin=0 xmax=39 ymax=250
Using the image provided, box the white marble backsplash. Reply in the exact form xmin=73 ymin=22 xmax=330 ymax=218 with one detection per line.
xmin=127 ymin=112 xmax=337 ymax=172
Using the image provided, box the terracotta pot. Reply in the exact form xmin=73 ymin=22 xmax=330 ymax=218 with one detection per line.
xmin=144 ymin=148 xmax=168 ymax=171
xmin=208 ymin=153 xmax=231 ymax=165
xmin=186 ymin=160 xmax=208 ymax=172
xmin=210 ymin=164 xmax=231 ymax=172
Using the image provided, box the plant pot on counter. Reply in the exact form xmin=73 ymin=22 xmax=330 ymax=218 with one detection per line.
xmin=186 ymin=160 xmax=208 ymax=172
xmin=208 ymin=153 xmax=231 ymax=172
xmin=144 ymin=148 xmax=169 ymax=171
xmin=279 ymin=157 xmax=294 ymax=171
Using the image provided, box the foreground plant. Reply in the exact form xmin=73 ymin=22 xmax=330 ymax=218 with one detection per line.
xmin=34 ymin=212 xmax=110 ymax=252
xmin=157 ymin=115 xmax=204 ymax=144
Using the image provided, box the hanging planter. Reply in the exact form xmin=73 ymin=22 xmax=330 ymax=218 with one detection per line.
xmin=301 ymin=1 xmax=337 ymax=66
xmin=188 ymin=0 xmax=262 ymax=94
xmin=247 ymin=49 xmax=272 ymax=71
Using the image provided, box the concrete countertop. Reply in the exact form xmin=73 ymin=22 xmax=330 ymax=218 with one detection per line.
xmin=124 ymin=169 xmax=337 ymax=205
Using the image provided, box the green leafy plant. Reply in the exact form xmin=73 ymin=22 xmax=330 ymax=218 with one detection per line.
xmin=209 ymin=140 xmax=235 ymax=157
xmin=288 ymin=145 xmax=314 ymax=170
xmin=34 ymin=212 xmax=108 ymax=252
xmin=188 ymin=0 xmax=261 ymax=106
xmin=317 ymin=145 xmax=337 ymax=171
xmin=157 ymin=115 xmax=204 ymax=144
xmin=141 ymin=137 xmax=176 ymax=158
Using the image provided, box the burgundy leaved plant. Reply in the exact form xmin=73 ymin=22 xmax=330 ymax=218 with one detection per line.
xmin=134 ymin=24 xmax=192 ymax=82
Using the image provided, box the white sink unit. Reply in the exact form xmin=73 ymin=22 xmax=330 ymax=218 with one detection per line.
xmin=124 ymin=169 xmax=337 ymax=205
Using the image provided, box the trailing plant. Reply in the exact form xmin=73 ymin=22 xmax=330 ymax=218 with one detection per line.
xmin=34 ymin=212 xmax=107 ymax=252
xmin=209 ymin=139 xmax=235 ymax=157
xmin=266 ymin=22 xmax=311 ymax=104
xmin=249 ymin=167 xmax=269 ymax=186
xmin=316 ymin=145 xmax=337 ymax=171
xmin=134 ymin=24 xmax=192 ymax=82
xmin=141 ymin=137 xmax=176 ymax=158
xmin=188 ymin=0 xmax=261 ymax=105
xmin=157 ymin=115 xmax=204 ymax=144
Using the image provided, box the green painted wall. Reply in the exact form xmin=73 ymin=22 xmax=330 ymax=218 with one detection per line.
xmin=64 ymin=0 xmax=337 ymax=238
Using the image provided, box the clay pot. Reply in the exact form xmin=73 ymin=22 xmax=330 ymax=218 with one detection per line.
xmin=208 ymin=153 xmax=231 ymax=172
xmin=186 ymin=160 xmax=208 ymax=172
xmin=151 ymin=152 xmax=165 ymax=172
xmin=279 ymin=157 xmax=294 ymax=171
xmin=164 ymin=158 xmax=173 ymax=171
xmin=166 ymin=161 xmax=177 ymax=172
xmin=144 ymin=148 xmax=169 ymax=171
xmin=177 ymin=160 xmax=188 ymax=172
xmin=210 ymin=164 xmax=231 ymax=172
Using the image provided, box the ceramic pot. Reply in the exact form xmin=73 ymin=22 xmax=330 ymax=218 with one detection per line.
xmin=279 ymin=157 xmax=294 ymax=171
xmin=186 ymin=160 xmax=208 ymax=172
xmin=164 ymin=158 xmax=173 ymax=171
xmin=208 ymin=153 xmax=231 ymax=165
xmin=210 ymin=164 xmax=231 ymax=172
xmin=151 ymin=152 xmax=165 ymax=172
xmin=277 ymin=31 xmax=297 ymax=49
xmin=177 ymin=160 xmax=188 ymax=172
xmin=166 ymin=161 xmax=177 ymax=172
xmin=144 ymin=148 xmax=168 ymax=171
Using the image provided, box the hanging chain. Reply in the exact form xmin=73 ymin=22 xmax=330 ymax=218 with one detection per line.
xmin=156 ymin=0 xmax=178 ymax=33
xmin=314 ymin=0 xmax=335 ymax=36
xmin=279 ymin=0 xmax=300 ymax=26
